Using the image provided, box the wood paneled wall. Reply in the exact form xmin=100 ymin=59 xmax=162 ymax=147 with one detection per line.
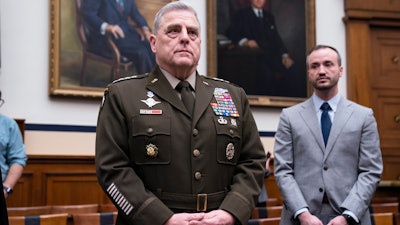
xmin=6 ymin=156 xmax=398 ymax=208
xmin=344 ymin=0 xmax=400 ymax=182
xmin=6 ymin=155 xmax=110 ymax=207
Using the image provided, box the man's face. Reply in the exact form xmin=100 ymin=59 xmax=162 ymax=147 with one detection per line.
xmin=307 ymin=48 xmax=343 ymax=91
xmin=251 ymin=0 xmax=266 ymax=9
xmin=150 ymin=10 xmax=201 ymax=78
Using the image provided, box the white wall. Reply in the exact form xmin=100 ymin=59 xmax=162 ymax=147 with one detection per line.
xmin=0 ymin=0 xmax=347 ymax=155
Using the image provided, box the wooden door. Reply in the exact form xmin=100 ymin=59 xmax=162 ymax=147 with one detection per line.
xmin=370 ymin=28 xmax=400 ymax=180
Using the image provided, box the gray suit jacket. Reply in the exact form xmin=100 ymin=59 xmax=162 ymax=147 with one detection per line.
xmin=274 ymin=96 xmax=382 ymax=225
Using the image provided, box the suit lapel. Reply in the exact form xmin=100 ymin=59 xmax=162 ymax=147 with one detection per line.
xmin=323 ymin=97 xmax=354 ymax=159
xmin=299 ymin=98 xmax=325 ymax=151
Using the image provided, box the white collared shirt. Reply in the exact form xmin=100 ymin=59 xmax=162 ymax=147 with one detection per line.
xmin=312 ymin=93 xmax=340 ymax=124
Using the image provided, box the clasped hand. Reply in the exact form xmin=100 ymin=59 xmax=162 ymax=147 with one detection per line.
xmin=164 ymin=209 xmax=235 ymax=225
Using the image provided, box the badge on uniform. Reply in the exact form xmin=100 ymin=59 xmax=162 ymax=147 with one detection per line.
xmin=226 ymin=143 xmax=235 ymax=160
xmin=141 ymin=91 xmax=161 ymax=108
xmin=146 ymin=143 xmax=158 ymax=158
xmin=210 ymin=88 xmax=239 ymax=117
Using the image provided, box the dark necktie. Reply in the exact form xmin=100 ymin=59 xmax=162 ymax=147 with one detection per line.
xmin=320 ymin=102 xmax=332 ymax=146
xmin=176 ymin=81 xmax=195 ymax=115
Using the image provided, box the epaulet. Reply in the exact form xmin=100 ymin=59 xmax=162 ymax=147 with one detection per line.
xmin=112 ymin=73 xmax=149 ymax=84
xmin=203 ymin=76 xmax=230 ymax=84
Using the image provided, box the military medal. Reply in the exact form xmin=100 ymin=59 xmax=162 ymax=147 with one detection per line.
xmin=210 ymin=88 xmax=239 ymax=117
xmin=146 ymin=143 xmax=158 ymax=158
xmin=226 ymin=143 xmax=235 ymax=160
xmin=141 ymin=91 xmax=161 ymax=108
xmin=217 ymin=116 xmax=228 ymax=125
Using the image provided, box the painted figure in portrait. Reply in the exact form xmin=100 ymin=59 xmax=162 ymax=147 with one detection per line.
xmin=217 ymin=0 xmax=307 ymax=98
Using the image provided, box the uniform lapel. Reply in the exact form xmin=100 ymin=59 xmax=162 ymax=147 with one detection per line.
xmin=192 ymin=75 xmax=214 ymax=124
xmin=146 ymin=68 xmax=189 ymax=116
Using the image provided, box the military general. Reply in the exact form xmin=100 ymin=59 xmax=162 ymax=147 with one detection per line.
xmin=95 ymin=2 xmax=267 ymax=225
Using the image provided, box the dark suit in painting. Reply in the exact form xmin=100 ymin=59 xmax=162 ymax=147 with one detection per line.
xmin=82 ymin=0 xmax=155 ymax=74
xmin=227 ymin=7 xmax=296 ymax=96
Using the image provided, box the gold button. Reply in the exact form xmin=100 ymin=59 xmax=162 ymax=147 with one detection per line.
xmin=193 ymin=149 xmax=200 ymax=157
xmin=147 ymin=128 xmax=154 ymax=134
xmin=194 ymin=172 xmax=202 ymax=180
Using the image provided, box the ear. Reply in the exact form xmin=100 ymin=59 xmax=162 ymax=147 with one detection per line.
xmin=149 ymin=34 xmax=157 ymax=53
xmin=339 ymin=66 xmax=343 ymax=77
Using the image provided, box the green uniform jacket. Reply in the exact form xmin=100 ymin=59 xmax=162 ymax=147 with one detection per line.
xmin=96 ymin=67 xmax=266 ymax=225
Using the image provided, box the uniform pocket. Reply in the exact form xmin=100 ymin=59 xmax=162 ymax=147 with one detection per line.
xmin=213 ymin=116 xmax=241 ymax=165
xmin=131 ymin=115 xmax=171 ymax=165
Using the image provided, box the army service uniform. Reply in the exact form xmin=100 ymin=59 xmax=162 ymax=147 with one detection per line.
xmin=96 ymin=67 xmax=267 ymax=225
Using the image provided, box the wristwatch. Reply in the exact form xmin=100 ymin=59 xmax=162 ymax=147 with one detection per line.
xmin=3 ymin=186 xmax=13 ymax=195
xmin=342 ymin=214 xmax=359 ymax=225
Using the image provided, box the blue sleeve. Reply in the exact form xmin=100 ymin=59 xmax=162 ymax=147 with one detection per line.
xmin=7 ymin=120 xmax=27 ymax=167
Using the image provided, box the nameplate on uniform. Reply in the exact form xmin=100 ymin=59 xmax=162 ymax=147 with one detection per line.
xmin=140 ymin=109 xmax=162 ymax=115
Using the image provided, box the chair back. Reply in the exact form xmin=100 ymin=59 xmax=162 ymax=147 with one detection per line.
xmin=98 ymin=204 xmax=117 ymax=212
xmin=251 ymin=206 xmax=283 ymax=219
xmin=394 ymin=212 xmax=400 ymax=225
xmin=371 ymin=196 xmax=399 ymax=204
xmin=74 ymin=0 xmax=89 ymax=49
xmin=51 ymin=204 xmax=99 ymax=215
xmin=372 ymin=212 xmax=394 ymax=225
xmin=8 ymin=213 xmax=68 ymax=225
xmin=248 ymin=217 xmax=281 ymax=225
xmin=371 ymin=202 xmax=399 ymax=214
xmin=73 ymin=212 xmax=117 ymax=225
xmin=7 ymin=206 xmax=53 ymax=216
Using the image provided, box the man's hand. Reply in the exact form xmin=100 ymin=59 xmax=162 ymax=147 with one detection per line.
xmin=189 ymin=209 xmax=235 ymax=225
xmin=105 ymin=24 xmax=125 ymax=39
xmin=327 ymin=215 xmax=348 ymax=225
xmin=3 ymin=189 xmax=8 ymax=199
xmin=282 ymin=55 xmax=294 ymax=69
xmin=243 ymin=40 xmax=259 ymax=48
xmin=164 ymin=212 xmax=204 ymax=225
xmin=298 ymin=211 xmax=324 ymax=225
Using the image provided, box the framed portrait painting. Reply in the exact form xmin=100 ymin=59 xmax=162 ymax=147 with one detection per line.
xmin=206 ymin=0 xmax=315 ymax=107
xmin=48 ymin=0 xmax=169 ymax=98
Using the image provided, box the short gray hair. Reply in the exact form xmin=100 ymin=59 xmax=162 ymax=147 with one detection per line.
xmin=153 ymin=1 xmax=200 ymax=34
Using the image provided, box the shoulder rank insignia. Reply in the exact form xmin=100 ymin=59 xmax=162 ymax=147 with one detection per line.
xmin=204 ymin=76 xmax=230 ymax=83
xmin=112 ymin=73 xmax=149 ymax=84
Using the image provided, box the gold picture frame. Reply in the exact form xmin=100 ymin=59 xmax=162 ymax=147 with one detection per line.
xmin=206 ymin=0 xmax=315 ymax=107
xmin=48 ymin=0 xmax=169 ymax=98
